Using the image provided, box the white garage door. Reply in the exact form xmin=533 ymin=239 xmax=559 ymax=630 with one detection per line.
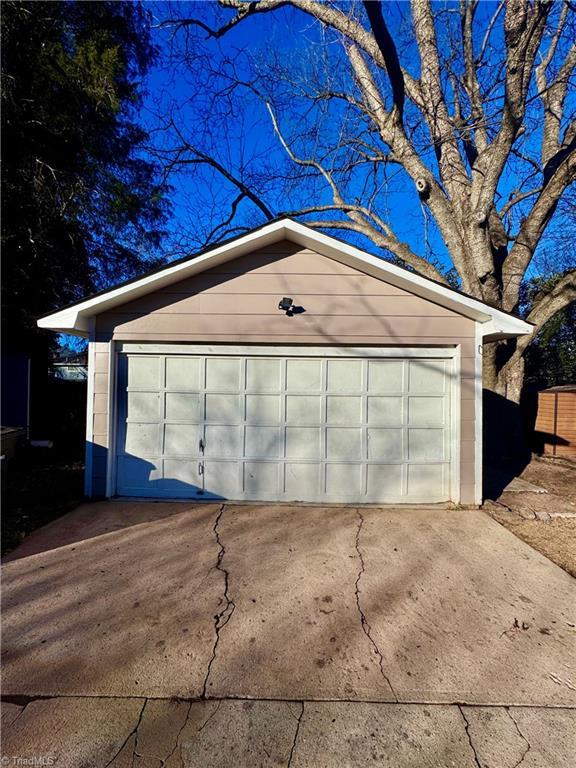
xmin=115 ymin=351 xmax=453 ymax=502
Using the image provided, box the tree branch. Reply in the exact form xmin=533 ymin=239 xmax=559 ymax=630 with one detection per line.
xmin=460 ymin=0 xmax=488 ymax=153
xmin=503 ymin=133 xmax=576 ymax=308
xmin=516 ymin=269 xmax=576 ymax=354
xmin=167 ymin=139 xmax=275 ymax=221
xmin=410 ymin=0 xmax=469 ymax=200
xmin=362 ymin=0 xmax=405 ymax=117
xmin=471 ymin=1 xmax=553 ymax=217
xmin=345 ymin=43 xmax=472 ymax=288
xmin=266 ymin=102 xmax=449 ymax=283
xmin=166 ymin=0 xmax=424 ymax=106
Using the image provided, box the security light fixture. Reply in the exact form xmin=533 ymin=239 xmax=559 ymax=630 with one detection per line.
xmin=278 ymin=297 xmax=293 ymax=311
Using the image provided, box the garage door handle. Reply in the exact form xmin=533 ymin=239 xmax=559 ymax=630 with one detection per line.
xmin=198 ymin=462 xmax=204 ymax=475
xmin=199 ymin=437 xmax=205 ymax=454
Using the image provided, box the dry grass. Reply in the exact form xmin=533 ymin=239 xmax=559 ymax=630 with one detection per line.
xmin=488 ymin=506 xmax=576 ymax=579
xmin=519 ymin=455 xmax=576 ymax=503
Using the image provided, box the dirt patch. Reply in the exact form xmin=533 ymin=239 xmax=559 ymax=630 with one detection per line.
xmin=484 ymin=456 xmax=576 ymax=579
xmin=487 ymin=506 xmax=576 ymax=578
xmin=519 ymin=456 xmax=576 ymax=503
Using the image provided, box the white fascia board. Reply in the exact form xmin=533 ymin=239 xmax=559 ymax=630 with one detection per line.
xmin=36 ymin=218 xmax=533 ymax=340
xmin=478 ymin=316 xmax=533 ymax=340
xmin=37 ymin=310 xmax=90 ymax=336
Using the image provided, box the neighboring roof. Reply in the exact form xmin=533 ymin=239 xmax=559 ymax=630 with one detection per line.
xmin=38 ymin=217 xmax=533 ymax=340
xmin=540 ymin=385 xmax=576 ymax=393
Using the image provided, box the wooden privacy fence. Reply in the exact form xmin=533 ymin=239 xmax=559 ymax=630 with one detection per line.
xmin=534 ymin=386 xmax=576 ymax=457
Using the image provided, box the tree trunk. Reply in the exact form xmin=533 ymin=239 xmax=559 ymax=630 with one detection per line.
xmin=482 ymin=341 xmax=525 ymax=403
xmin=482 ymin=341 xmax=529 ymax=469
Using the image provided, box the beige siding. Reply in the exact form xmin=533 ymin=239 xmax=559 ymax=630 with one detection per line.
xmin=91 ymin=242 xmax=479 ymax=503
xmin=96 ymin=245 xmax=472 ymax=343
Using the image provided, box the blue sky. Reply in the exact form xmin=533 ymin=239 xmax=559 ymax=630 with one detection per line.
xmin=137 ymin=1 xmax=575 ymax=281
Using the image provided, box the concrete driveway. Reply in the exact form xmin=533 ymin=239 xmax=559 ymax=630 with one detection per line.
xmin=1 ymin=502 xmax=575 ymax=766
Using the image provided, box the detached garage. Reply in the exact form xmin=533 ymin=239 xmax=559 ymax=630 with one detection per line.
xmin=39 ymin=218 xmax=532 ymax=506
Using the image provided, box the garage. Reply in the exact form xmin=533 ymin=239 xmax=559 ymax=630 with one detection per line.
xmin=116 ymin=349 xmax=454 ymax=502
xmin=38 ymin=217 xmax=532 ymax=505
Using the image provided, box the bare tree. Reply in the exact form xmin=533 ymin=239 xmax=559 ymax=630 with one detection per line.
xmin=154 ymin=0 xmax=576 ymax=403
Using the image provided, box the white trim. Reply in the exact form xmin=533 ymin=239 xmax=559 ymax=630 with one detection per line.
xmin=118 ymin=343 xmax=459 ymax=359
xmin=474 ymin=322 xmax=484 ymax=505
xmin=450 ymin=347 xmax=461 ymax=504
xmin=84 ymin=324 xmax=96 ymax=496
xmin=38 ymin=219 xmax=533 ymax=340
xmin=105 ymin=341 xmax=117 ymax=498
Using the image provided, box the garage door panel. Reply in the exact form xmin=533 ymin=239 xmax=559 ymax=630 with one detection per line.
xmin=125 ymin=423 xmax=158 ymax=456
xmin=165 ymin=357 xmax=201 ymax=390
xmin=408 ymin=428 xmax=445 ymax=461
xmin=407 ymin=464 xmax=446 ymax=497
xmin=205 ymin=393 xmax=240 ymax=423
xmin=246 ymin=394 xmax=281 ymax=424
xmin=286 ymin=395 xmax=322 ymax=424
xmin=246 ymin=358 xmax=282 ymax=391
xmin=326 ymin=428 xmax=362 ymax=460
xmin=286 ymin=359 xmax=322 ymax=392
xmin=408 ymin=396 xmax=445 ymax=426
xmin=366 ymin=464 xmax=403 ymax=499
xmin=163 ymin=459 xmax=202 ymax=491
xmin=326 ymin=464 xmax=362 ymax=496
xmin=204 ymin=461 xmax=239 ymax=497
xmin=206 ymin=358 xmax=241 ymax=391
xmin=408 ymin=359 xmax=446 ymax=393
xmin=284 ymin=463 xmax=321 ymax=495
xmin=165 ymin=392 xmax=202 ymax=421
xmin=128 ymin=356 xmax=160 ymax=389
xmin=244 ymin=462 xmax=278 ymax=494
xmin=245 ymin=426 xmax=283 ymax=458
xmin=326 ymin=396 xmax=362 ymax=425
xmin=127 ymin=392 xmax=160 ymax=420
xmin=367 ymin=396 xmax=403 ymax=425
xmin=164 ymin=424 xmax=199 ymax=457
xmin=117 ymin=455 xmax=162 ymax=493
xmin=368 ymin=428 xmax=404 ymax=461
xmin=204 ymin=425 xmax=242 ymax=458
xmin=327 ymin=359 xmax=362 ymax=392
xmin=367 ymin=360 xmax=403 ymax=393
xmin=285 ymin=427 xmax=321 ymax=459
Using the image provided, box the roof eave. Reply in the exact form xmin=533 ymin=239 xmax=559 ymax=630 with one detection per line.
xmin=479 ymin=317 xmax=533 ymax=341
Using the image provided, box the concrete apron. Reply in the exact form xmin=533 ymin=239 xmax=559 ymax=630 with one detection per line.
xmin=2 ymin=503 xmax=575 ymax=707
xmin=1 ymin=697 xmax=575 ymax=768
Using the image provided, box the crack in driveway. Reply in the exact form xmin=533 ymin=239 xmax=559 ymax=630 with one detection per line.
xmin=202 ymin=505 xmax=236 ymax=699
xmin=158 ymin=701 xmax=193 ymax=767
xmin=103 ymin=698 xmax=147 ymax=768
xmin=354 ymin=511 xmax=398 ymax=702
xmin=507 ymin=708 xmax=532 ymax=768
xmin=458 ymin=705 xmax=482 ymax=768
xmin=287 ymin=702 xmax=304 ymax=767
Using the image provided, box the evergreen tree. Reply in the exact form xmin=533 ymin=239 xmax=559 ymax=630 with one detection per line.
xmin=1 ymin=1 xmax=167 ymax=354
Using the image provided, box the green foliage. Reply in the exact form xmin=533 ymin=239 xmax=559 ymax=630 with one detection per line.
xmin=521 ymin=276 xmax=576 ymax=388
xmin=1 ymin=1 xmax=168 ymax=354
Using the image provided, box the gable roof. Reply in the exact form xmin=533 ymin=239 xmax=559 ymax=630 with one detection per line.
xmin=38 ymin=217 xmax=532 ymax=340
